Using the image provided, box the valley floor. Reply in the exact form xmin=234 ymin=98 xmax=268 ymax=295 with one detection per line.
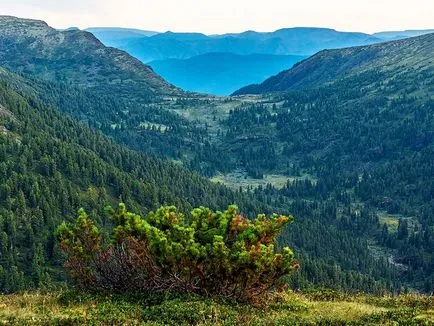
xmin=0 ymin=290 xmax=433 ymax=325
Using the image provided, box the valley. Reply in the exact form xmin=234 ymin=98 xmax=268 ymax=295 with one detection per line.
xmin=0 ymin=15 xmax=433 ymax=302
xmin=148 ymin=53 xmax=306 ymax=95
xmin=88 ymin=26 xmax=434 ymax=96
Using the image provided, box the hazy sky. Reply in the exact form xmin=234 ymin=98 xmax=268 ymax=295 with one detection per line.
xmin=1 ymin=0 xmax=433 ymax=34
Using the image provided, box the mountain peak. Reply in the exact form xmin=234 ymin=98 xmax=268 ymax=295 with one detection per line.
xmin=0 ymin=15 xmax=52 ymax=37
xmin=0 ymin=16 xmax=180 ymax=98
xmin=0 ymin=15 xmax=48 ymax=25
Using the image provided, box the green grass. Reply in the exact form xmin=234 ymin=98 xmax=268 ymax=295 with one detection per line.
xmin=211 ymin=171 xmax=315 ymax=191
xmin=377 ymin=213 xmax=419 ymax=234
xmin=1 ymin=290 xmax=432 ymax=325
xmin=170 ymin=95 xmax=265 ymax=138
xmin=378 ymin=214 xmax=400 ymax=233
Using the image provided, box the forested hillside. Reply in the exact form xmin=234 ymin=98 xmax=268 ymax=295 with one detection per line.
xmin=0 ymin=17 xmax=433 ymax=295
xmin=0 ymin=67 xmax=214 ymax=163
xmin=0 ymin=64 xmax=405 ymax=294
xmin=223 ymin=76 xmax=434 ymax=291
xmin=204 ymin=33 xmax=434 ymax=292
xmin=0 ymin=16 xmax=236 ymax=174
xmin=0 ymin=69 xmax=263 ymax=292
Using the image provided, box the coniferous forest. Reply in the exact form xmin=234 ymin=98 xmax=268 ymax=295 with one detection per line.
xmin=0 ymin=14 xmax=433 ymax=325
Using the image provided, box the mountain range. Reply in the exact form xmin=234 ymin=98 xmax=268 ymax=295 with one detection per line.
xmin=149 ymin=52 xmax=306 ymax=95
xmin=88 ymin=27 xmax=434 ymax=61
xmin=84 ymin=26 xmax=434 ymax=95
xmin=0 ymin=16 xmax=433 ymax=295
xmin=110 ymin=28 xmax=381 ymax=62
xmin=84 ymin=27 xmax=159 ymax=47
xmin=233 ymin=32 xmax=434 ymax=94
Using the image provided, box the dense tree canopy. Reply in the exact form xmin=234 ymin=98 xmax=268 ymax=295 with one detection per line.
xmin=0 ymin=23 xmax=432 ymax=296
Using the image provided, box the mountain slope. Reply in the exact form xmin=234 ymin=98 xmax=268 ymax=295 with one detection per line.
xmin=0 ymin=16 xmax=220 ymax=171
xmin=0 ymin=66 xmax=258 ymax=293
xmin=0 ymin=66 xmax=204 ymax=160
xmin=0 ymin=66 xmax=402 ymax=295
xmin=111 ymin=28 xmax=380 ymax=62
xmin=0 ymin=17 xmax=429 ymax=294
xmin=210 ymin=34 xmax=434 ymax=291
xmin=233 ymin=33 xmax=434 ymax=95
xmin=149 ymin=53 xmax=306 ymax=95
xmin=0 ymin=16 xmax=179 ymax=101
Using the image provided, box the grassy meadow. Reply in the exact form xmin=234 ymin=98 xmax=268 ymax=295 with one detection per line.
xmin=1 ymin=290 xmax=433 ymax=325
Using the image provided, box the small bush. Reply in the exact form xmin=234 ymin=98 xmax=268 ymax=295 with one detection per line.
xmin=57 ymin=204 xmax=299 ymax=302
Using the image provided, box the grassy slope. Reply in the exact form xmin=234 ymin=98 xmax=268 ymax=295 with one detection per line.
xmin=233 ymin=32 xmax=434 ymax=95
xmin=1 ymin=291 xmax=433 ymax=325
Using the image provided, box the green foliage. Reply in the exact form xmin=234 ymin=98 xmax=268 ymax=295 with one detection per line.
xmin=57 ymin=203 xmax=298 ymax=301
xmin=0 ymin=17 xmax=433 ymax=297
xmin=0 ymin=76 xmax=261 ymax=293
xmin=57 ymin=209 xmax=102 ymax=288
xmin=221 ymin=52 xmax=434 ymax=292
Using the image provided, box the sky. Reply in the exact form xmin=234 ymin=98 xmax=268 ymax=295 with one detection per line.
xmin=0 ymin=0 xmax=433 ymax=34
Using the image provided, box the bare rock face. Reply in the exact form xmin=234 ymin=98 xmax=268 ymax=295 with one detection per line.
xmin=0 ymin=16 xmax=180 ymax=100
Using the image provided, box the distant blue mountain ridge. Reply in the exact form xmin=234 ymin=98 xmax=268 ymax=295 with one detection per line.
xmin=372 ymin=29 xmax=434 ymax=40
xmin=84 ymin=27 xmax=159 ymax=47
xmin=84 ymin=27 xmax=434 ymax=95
xmin=99 ymin=27 xmax=381 ymax=62
xmin=148 ymin=52 xmax=307 ymax=95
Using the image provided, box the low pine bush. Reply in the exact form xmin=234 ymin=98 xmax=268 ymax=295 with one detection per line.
xmin=57 ymin=204 xmax=298 ymax=302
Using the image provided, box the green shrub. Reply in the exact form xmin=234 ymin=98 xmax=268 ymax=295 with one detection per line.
xmin=57 ymin=204 xmax=298 ymax=302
